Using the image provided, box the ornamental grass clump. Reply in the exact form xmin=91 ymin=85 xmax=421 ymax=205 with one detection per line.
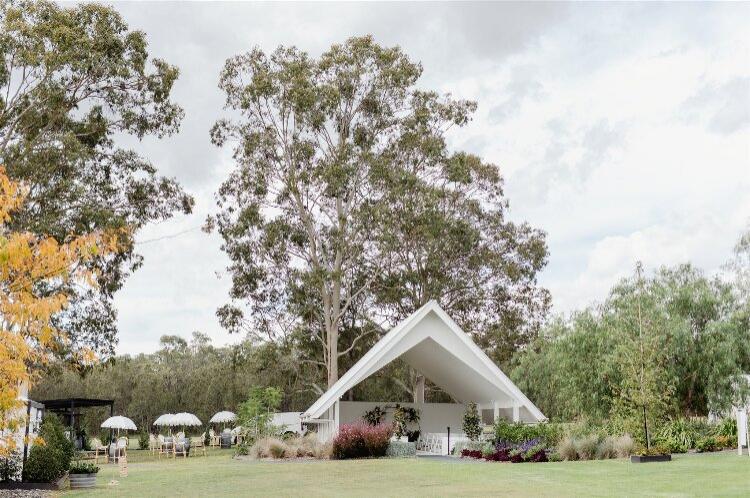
xmin=557 ymin=436 xmax=578 ymax=461
xmin=331 ymin=422 xmax=393 ymax=459
xmin=595 ymin=436 xmax=617 ymax=459
xmin=614 ymin=434 xmax=635 ymax=458
xmin=574 ymin=434 xmax=599 ymax=460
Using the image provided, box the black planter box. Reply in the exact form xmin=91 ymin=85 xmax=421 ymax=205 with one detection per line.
xmin=631 ymin=454 xmax=671 ymax=463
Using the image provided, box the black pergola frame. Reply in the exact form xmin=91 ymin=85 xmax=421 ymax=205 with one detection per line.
xmin=40 ymin=398 xmax=115 ymax=447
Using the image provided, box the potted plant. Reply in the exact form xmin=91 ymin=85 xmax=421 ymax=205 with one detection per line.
xmin=68 ymin=461 xmax=99 ymax=489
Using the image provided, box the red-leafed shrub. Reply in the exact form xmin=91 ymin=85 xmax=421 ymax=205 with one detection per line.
xmin=332 ymin=423 xmax=393 ymax=459
xmin=460 ymin=449 xmax=483 ymax=459
xmin=484 ymin=448 xmax=511 ymax=462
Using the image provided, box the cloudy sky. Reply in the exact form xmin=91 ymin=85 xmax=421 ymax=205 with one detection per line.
xmin=106 ymin=1 xmax=750 ymax=355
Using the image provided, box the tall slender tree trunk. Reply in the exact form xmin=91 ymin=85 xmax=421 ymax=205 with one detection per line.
xmin=413 ymin=374 xmax=425 ymax=403
xmin=328 ymin=325 xmax=339 ymax=387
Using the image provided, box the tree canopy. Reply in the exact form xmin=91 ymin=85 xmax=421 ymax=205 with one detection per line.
xmin=511 ymin=262 xmax=750 ymax=425
xmin=209 ymin=35 xmax=549 ymax=391
xmin=0 ymin=167 xmax=117 ymax=455
xmin=0 ymin=0 xmax=193 ymax=360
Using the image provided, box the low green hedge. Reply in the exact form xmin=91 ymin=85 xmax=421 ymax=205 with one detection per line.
xmin=386 ymin=441 xmax=416 ymax=457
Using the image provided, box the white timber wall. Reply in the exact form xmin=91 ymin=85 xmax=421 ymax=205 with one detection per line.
xmin=339 ymin=401 xmax=467 ymax=435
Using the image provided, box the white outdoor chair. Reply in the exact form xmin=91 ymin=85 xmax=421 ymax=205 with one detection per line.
xmin=174 ymin=438 xmax=189 ymax=458
xmin=149 ymin=433 xmax=158 ymax=455
xmin=116 ymin=437 xmax=128 ymax=460
xmin=209 ymin=428 xmax=220 ymax=448
xmin=91 ymin=437 xmax=108 ymax=464
xmin=157 ymin=435 xmax=171 ymax=459
xmin=191 ymin=433 xmax=207 ymax=456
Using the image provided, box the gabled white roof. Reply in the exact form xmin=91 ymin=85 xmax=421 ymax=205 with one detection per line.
xmin=302 ymin=300 xmax=546 ymax=422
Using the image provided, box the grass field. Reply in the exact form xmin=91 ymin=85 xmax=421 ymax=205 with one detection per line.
xmin=61 ymin=450 xmax=750 ymax=497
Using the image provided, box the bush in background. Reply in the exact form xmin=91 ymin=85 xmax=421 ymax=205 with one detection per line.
xmin=332 ymin=423 xmax=392 ymax=459
xmin=713 ymin=417 xmax=737 ymax=440
xmin=463 ymin=403 xmax=481 ymax=442
xmin=22 ymin=416 xmax=74 ymax=483
xmin=138 ymin=431 xmax=150 ymax=450
xmin=695 ymin=436 xmax=719 ymax=453
xmin=493 ymin=420 xmax=563 ymax=448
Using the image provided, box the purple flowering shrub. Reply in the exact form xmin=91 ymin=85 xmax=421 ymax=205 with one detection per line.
xmin=462 ymin=437 xmax=549 ymax=463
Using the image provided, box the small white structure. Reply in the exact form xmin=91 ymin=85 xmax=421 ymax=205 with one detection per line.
xmin=272 ymin=412 xmax=304 ymax=434
xmin=735 ymin=374 xmax=750 ymax=456
xmin=301 ymin=301 xmax=545 ymax=454
xmin=1 ymin=382 xmax=43 ymax=479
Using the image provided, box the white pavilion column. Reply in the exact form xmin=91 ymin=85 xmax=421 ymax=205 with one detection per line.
xmin=493 ymin=401 xmax=500 ymax=422
xmin=512 ymin=403 xmax=520 ymax=423
xmin=334 ymin=400 xmax=340 ymax=434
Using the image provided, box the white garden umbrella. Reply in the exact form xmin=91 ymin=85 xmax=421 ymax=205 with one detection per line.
xmin=153 ymin=413 xmax=175 ymax=427
xmin=209 ymin=411 xmax=236 ymax=424
xmin=171 ymin=412 xmax=202 ymax=427
xmin=101 ymin=415 xmax=137 ymax=432
xmin=101 ymin=415 xmax=137 ymax=456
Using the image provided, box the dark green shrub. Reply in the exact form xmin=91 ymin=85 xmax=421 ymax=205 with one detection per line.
xmin=22 ymin=415 xmax=74 ymax=483
xmin=463 ymin=403 xmax=481 ymax=442
xmin=695 ymin=436 xmax=719 ymax=453
xmin=138 ymin=431 xmax=149 ymax=450
xmin=0 ymin=450 xmax=22 ymax=482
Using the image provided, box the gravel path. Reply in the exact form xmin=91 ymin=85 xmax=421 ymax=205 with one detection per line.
xmin=0 ymin=490 xmax=50 ymax=498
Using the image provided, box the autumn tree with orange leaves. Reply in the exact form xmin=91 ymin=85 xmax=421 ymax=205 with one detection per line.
xmin=0 ymin=168 xmax=118 ymax=455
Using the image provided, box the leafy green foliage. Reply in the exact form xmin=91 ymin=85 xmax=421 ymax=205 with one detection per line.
xmin=512 ymin=263 xmax=750 ymax=424
xmin=0 ymin=0 xmax=193 ymax=360
xmin=210 ymin=35 xmax=549 ymax=392
xmin=237 ymin=386 xmax=283 ymax=442
xmin=362 ymin=406 xmax=387 ymax=426
xmin=32 ymin=333 xmax=310 ymax=439
xmin=713 ymin=417 xmax=737 ymax=439
xmin=22 ymin=415 xmax=74 ymax=482
xmin=695 ymin=436 xmax=720 ymax=453
xmin=492 ymin=420 xmax=563 ymax=447
xmin=462 ymin=402 xmax=481 ymax=442
xmin=138 ymin=431 xmax=150 ymax=450
xmin=392 ymin=404 xmax=420 ymax=440
xmin=68 ymin=461 xmax=99 ymax=474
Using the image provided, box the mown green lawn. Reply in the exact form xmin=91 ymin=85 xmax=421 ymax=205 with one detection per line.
xmin=61 ymin=450 xmax=749 ymax=497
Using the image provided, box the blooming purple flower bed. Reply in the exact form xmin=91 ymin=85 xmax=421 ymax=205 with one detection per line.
xmin=460 ymin=438 xmax=548 ymax=463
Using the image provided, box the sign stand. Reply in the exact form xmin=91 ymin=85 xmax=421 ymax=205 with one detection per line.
xmin=119 ymin=455 xmax=128 ymax=477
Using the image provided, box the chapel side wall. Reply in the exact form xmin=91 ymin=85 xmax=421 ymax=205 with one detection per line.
xmin=339 ymin=401 xmax=467 ymax=435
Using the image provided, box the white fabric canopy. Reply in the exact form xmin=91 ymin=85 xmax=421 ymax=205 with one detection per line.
xmin=171 ymin=412 xmax=202 ymax=426
xmin=101 ymin=416 xmax=137 ymax=431
xmin=153 ymin=413 xmax=175 ymax=426
xmin=209 ymin=411 xmax=237 ymax=424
